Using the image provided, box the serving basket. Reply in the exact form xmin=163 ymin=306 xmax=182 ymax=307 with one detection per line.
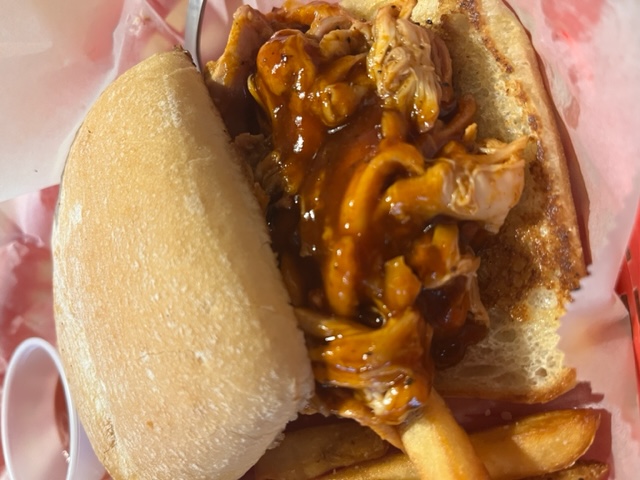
xmin=617 ymin=203 xmax=640 ymax=389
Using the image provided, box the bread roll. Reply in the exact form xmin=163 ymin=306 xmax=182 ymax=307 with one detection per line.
xmin=301 ymin=0 xmax=584 ymax=403
xmin=52 ymin=50 xmax=314 ymax=480
xmin=430 ymin=0 xmax=585 ymax=402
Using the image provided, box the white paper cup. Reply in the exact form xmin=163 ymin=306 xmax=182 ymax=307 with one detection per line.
xmin=1 ymin=337 xmax=106 ymax=480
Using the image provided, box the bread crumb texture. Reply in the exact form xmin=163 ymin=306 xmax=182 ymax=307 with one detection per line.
xmin=53 ymin=50 xmax=313 ymax=480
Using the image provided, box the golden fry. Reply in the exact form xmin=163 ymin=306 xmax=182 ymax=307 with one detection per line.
xmin=253 ymin=421 xmax=388 ymax=480
xmin=318 ymin=456 xmax=609 ymax=480
xmin=319 ymin=452 xmax=419 ymax=480
xmin=472 ymin=409 xmax=601 ymax=480
xmin=524 ymin=460 xmax=609 ymax=480
xmin=400 ymin=390 xmax=490 ymax=480
xmin=317 ymin=409 xmax=601 ymax=480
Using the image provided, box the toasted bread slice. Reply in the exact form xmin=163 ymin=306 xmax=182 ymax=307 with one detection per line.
xmin=340 ymin=0 xmax=585 ymax=402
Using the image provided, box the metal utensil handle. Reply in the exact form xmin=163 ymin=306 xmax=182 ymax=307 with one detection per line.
xmin=185 ymin=0 xmax=207 ymax=70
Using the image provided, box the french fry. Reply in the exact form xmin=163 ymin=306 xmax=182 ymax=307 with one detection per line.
xmin=319 ymin=452 xmax=419 ymax=480
xmin=524 ymin=461 xmax=609 ymax=480
xmin=472 ymin=409 xmax=601 ymax=480
xmin=318 ymin=409 xmax=601 ymax=480
xmin=253 ymin=421 xmax=388 ymax=480
xmin=318 ymin=457 xmax=609 ymax=480
xmin=399 ymin=390 xmax=491 ymax=479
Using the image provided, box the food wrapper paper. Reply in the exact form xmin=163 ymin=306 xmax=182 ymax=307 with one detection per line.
xmin=0 ymin=0 xmax=639 ymax=477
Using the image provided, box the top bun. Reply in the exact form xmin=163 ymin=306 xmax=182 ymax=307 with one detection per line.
xmin=52 ymin=50 xmax=314 ymax=480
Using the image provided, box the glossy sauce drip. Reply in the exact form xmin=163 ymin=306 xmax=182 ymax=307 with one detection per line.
xmin=249 ymin=19 xmax=486 ymax=424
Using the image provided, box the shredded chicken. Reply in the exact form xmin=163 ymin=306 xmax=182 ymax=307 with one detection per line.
xmin=380 ymin=137 xmax=527 ymax=233
xmin=206 ymin=0 xmax=527 ymax=427
xmin=296 ymin=307 xmax=431 ymax=425
xmin=367 ymin=5 xmax=446 ymax=133
xmin=205 ymin=5 xmax=274 ymax=136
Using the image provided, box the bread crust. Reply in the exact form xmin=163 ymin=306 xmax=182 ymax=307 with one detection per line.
xmin=341 ymin=0 xmax=585 ymax=402
xmin=53 ymin=50 xmax=313 ymax=480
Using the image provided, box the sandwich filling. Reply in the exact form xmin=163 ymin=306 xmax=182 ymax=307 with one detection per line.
xmin=206 ymin=0 xmax=526 ymax=426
